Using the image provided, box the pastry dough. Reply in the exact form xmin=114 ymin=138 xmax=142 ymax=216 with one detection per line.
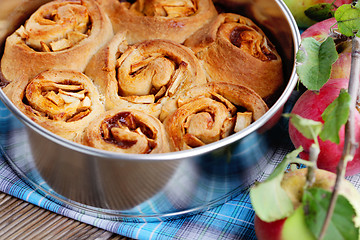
xmin=184 ymin=13 xmax=283 ymax=100
xmin=0 ymin=0 xmax=284 ymax=154
xmin=85 ymin=34 xmax=207 ymax=118
xmin=1 ymin=0 xmax=113 ymax=82
xmin=164 ymin=82 xmax=268 ymax=151
xmin=99 ymin=0 xmax=218 ymax=44
xmin=82 ymin=108 xmax=170 ymax=154
xmin=4 ymin=70 xmax=105 ymax=140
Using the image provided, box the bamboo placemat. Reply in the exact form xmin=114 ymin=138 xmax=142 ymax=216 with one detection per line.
xmin=0 ymin=191 xmax=130 ymax=240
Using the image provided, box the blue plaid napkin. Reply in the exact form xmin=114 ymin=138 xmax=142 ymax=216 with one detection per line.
xmin=1 ymin=92 xmax=359 ymax=240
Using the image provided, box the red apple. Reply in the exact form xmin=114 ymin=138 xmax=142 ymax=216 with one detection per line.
xmin=255 ymin=205 xmax=315 ymax=240
xmin=254 ymin=168 xmax=360 ymax=239
xmin=301 ymin=17 xmax=352 ymax=80
xmin=288 ymin=78 xmax=360 ymax=176
xmin=283 ymin=0 xmax=352 ymax=28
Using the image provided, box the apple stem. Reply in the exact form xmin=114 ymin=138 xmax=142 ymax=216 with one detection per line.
xmin=319 ymin=35 xmax=360 ymax=240
xmin=306 ymin=144 xmax=319 ymax=188
xmin=331 ymin=0 xmax=338 ymax=8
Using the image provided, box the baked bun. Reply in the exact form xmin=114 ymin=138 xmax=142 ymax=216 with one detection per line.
xmin=185 ymin=13 xmax=283 ymax=100
xmin=1 ymin=0 xmax=113 ymax=82
xmin=85 ymin=34 xmax=207 ymax=118
xmin=164 ymin=82 xmax=268 ymax=151
xmin=100 ymin=0 xmax=218 ymax=44
xmin=82 ymin=108 xmax=170 ymax=154
xmin=3 ymin=70 xmax=105 ymax=141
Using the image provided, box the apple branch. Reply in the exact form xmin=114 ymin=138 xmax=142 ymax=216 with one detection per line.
xmin=319 ymin=35 xmax=360 ymax=240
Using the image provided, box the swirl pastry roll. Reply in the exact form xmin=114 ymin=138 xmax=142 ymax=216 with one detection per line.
xmin=85 ymin=35 xmax=207 ymax=117
xmin=5 ymin=70 xmax=104 ymax=141
xmin=100 ymin=0 xmax=218 ymax=44
xmin=164 ymin=82 xmax=268 ymax=151
xmin=1 ymin=0 xmax=113 ymax=82
xmin=82 ymin=108 xmax=170 ymax=154
xmin=184 ymin=13 xmax=283 ymax=100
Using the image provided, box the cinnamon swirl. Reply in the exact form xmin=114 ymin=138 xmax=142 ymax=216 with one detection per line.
xmin=3 ymin=70 xmax=105 ymax=141
xmin=164 ymin=82 xmax=268 ymax=151
xmin=184 ymin=13 xmax=283 ymax=100
xmin=85 ymin=35 xmax=207 ymax=118
xmin=82 ymin=108 xmax=170 ymax=154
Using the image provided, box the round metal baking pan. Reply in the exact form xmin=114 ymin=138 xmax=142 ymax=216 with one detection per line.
xmin=0 ymin=0 xmax=301 ymax=221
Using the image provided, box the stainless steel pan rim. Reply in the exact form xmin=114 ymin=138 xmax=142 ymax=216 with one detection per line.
xmin=0 ymin=0 xmax=301 ymax=161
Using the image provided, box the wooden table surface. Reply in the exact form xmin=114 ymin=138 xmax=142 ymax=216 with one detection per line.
xmin=0 ymin=191 xmax=130 ymax=240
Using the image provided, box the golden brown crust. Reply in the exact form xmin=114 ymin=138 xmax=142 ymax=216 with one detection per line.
xmin=1 ymin=0 xmax=113 ymax=82
xmin=85 ymin=35 xmax=207 ymax=118
xmin=100 ymin=0 xmax=218 ymax=44
xmin=184 ymin=13 xmax=283 ymax=99
xmin=5 ymin=70 xmax=105 ymax=140
xmin=82 ymin=108 xmax=170 ymax=154
xmin=164 ymin=82 xmax=268 ymax=151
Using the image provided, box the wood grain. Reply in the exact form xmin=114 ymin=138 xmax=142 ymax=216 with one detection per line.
xmin=0 ymin=191 xmax=130 ymax=240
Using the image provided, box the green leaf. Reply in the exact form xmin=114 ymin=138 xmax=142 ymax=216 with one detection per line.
xmin=305 ymin=3 xmax=335 ymax=22
xmin=284 ymin=113 xmax=323 ymax=141
xmin=296 ymin=37 xmax=338 ymax=91
xmin=319 ymin=89 xmax=351 ymax=144
xmin=250 ymin=148 xmax=303 ymax=222
xmin=335 ymin=4 xmax=360 ymax=36
xmin=303 ymin=188 xmax=359 ymax=240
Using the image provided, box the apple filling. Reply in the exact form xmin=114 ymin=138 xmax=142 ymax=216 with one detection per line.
xmin=125 ymin=0 xmax=197 ymax=18
xmin=117 ymin=50 xmax=189 ymax=103
xmin=178 ymin=94 xmax=253 ymax=148
xmin=16 ymin=1 xmax=91 ymax=52
xmin=230 ymin=26 xmax=277 ymax=61
xmin=100 ymin=112 xmax=157 ymax=153
xmin=24 ymin=79 xmax=92 ymax=122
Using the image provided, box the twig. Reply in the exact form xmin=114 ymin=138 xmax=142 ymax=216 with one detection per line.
xmin=318 ymin=35 xmax=360 ymax=240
